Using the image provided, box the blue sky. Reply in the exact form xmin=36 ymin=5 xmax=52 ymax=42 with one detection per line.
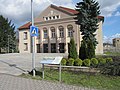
xmin=0 ymin=0 xmax=120 ymax=43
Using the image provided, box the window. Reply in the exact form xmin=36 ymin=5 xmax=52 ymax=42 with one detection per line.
xmin=46 ymin=17 xmax=48 ymax=21
xmin=49 ymin=17 xmax=51 ymax=20
xmin=67 ymin=25 xmax=73 ymax=37
xmin=37 ymin=30 xmax=40 ymax=39
xmin=53 ymin=16 xmax=55 ymax=19
xmin=24 ymin=43 xmax=28 ymax=51
xmin=24 ymin=32 xmax=27 ymax=40
xmin=51 ymin=27 xmax=55 ymax=38
xmin=43 ymin=28 xmax=48 ymax=39
xmin=56 ymin=15 xmax=60 ymax=19
xmin=59 ymin=26 xmax=64 ymax=38
xmin=51 ymin=43 xmax=56 ymax=53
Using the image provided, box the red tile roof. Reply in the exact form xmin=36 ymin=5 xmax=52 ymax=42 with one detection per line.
xmin=18 ymin=22 xmax=31 ymax=30
xmin=18 ymin=5 xmax=104 ymax=30
xmin=59 ymin=6 xmax=104 ymax=20
xmin=59 ymin=6 xmax=78 ymax=14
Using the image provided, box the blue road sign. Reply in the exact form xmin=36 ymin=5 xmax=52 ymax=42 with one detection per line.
xmin=30 ymin=26 xmax=38 ymax=37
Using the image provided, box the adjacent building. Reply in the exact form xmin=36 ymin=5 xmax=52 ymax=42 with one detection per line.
xmin=113 ymin=38 xmax=120 ymax=48
xmin=18 ymin=4 xmax=104 ymax=54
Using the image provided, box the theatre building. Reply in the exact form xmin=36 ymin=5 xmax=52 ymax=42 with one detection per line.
xmin=18 ymin=4 xmax=104 ymax=54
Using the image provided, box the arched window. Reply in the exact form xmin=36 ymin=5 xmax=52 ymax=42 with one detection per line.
xmin=67 ymin=25 xmax=73 ymax=37
xmin=43 ymin=27 xmax=47 ymax=38
xmin=51 ymin=27 xmax=55 ymax=38
xmin=59 ymin=26 xmax=64 ymax=38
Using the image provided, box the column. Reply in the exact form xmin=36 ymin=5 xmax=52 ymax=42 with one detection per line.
xmin=48 ymin=28 xmax=51 ymax=53
xmin=56 ymin=27 xmax=59 ymax=53
xmin=64 ymin=27 xmax=68 ymax=53
xmin=40 ymin=29 xmax=43 ymax=53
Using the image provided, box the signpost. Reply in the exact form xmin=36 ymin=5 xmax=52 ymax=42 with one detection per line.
xmin=31 ymin=0 xmax=38 ymax=77
xmin=40 ymin=57 xmax=63 ymax=82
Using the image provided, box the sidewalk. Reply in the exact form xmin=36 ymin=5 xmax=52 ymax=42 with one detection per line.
xmin=0 ymin=73 xmax=91 ymax=90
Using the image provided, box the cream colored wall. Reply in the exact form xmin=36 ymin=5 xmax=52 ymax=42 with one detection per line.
xmin=19 ymin=5 xmax=103 ymax=55
xmin=35 ymin=5 xmax=73 ymax=23
xmin=19 ymin=29 xmax=31 ymax=53
xmin=78 ymin=21 xmax=103 ymax=55
xmin=95 ymin=21 xmax=103 ymax=54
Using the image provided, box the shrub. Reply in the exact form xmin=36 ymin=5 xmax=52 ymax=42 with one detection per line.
xmin=74 ymin=58 xmax=83 ymax=66
xmin=67 ymin=58 xmax=74 ymax=66
xmin=91 ymin=58 xmax=98 ymax=65
xmin=100 ymin=61 xmax=120 ymax=76
xmin=83 ymin=59 xmax=91 ymax=67
xmin=61 ymin=58 xmax=67 ymax=65
xmin=106 ymin=58 xmax=113 ymax=63
xmin=98 ymin=58 xmax=106 ymax=64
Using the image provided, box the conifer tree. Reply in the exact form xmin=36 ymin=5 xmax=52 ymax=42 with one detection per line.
xmin=75 ymin=0 xmax=100 ymax=59
xmin=0 ymin=15 xmax=16 ymax=53
xmin=68 ymin=38 xmax=78 ymax=59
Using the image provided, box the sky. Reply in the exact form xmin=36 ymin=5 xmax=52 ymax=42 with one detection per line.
xmin=0 ymin=0 xmax=120 ymax=43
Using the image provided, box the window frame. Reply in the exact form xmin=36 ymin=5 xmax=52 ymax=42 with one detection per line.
xmin=67 ymin=25 xmax=73 ymax=37
xmin=24 ymin=43 xmax=28 ymax=51
xmin=59 ymin=26 xmax=64 ymax=38
xmin=23 ymin=32 xmax=27 ymax=40
xmin=43 ymin=28 xmax=48 ymax=39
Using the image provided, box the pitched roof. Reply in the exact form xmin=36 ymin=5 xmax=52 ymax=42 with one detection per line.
xmin=58 ymin=5 xmax=104 ymax=20
xmin=59 ymin=6 xmax=78 ymax=14
xmin=18 ymin=22 xmax=31 ymax=30
xmin=18 ymin=4 xmax=104 ymax=30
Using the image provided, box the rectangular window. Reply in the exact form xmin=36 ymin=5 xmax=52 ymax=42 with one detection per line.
xmin=44 ymin=30 xmax=48 ymax=39
xmin=36 ymin=31 xmax=40 ymax=39
xmin=51 ymin=43 xmax=56 ymax=53
xmin=51 ymin=30 xmax=55 ymax=38
xmin=68 ymin=30 xmax=73 ymax=37
xmin=24 ymin=43 xmax=28 ymax=51
xmin=59 ymin=30 xmax=64 ymax=38
xmin=24 ymin=32 xmax=27 ymax=40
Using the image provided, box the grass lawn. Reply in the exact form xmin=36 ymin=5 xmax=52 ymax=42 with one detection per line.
xmin=20 ymin=68 xmax=120 ymax=90
xmin=104 ymin=52 xmax=120 ymax=56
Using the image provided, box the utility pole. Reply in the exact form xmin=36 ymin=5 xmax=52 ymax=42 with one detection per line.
xmin=31 ymin=0 xmax=35 ymax=77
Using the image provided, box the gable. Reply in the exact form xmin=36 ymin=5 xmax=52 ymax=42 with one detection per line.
xmin=35 ymin=4 xmax=74 ymax=23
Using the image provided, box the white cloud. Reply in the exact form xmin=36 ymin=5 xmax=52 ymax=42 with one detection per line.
xmin=97 ymin=0 xmax=120 ymax=17
xmin=114 ymin=11 xmax=120 ymax=16
xmin=0 ymin=0 xmax=74 ymax=27
xmin=103 ymin=33 xmax=120 ymax=43
xmin=0 ymin=0 xmax=120 ymax=27
xmin=111 ymin=33 xmax=120 ymax=38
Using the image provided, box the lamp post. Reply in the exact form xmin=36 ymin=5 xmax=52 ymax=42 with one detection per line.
xmin=31 ymin=0 xmax=35 ymax=77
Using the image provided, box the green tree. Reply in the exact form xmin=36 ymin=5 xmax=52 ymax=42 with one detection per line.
xmin=75 ymin=0 xmax=100 ymax=59
xmin=0 ymin=15 xmax=16 ymax=53
xmin=68 ymin=38 xmax=78 ymax=59
xmin=79 ymin=40 xmax=87 ymax=60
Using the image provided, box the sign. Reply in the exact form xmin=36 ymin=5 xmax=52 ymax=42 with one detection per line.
xmin=40 ymin=57 xmax=63 ymax=64
xmin=40 ymin=57 xmax=63 ymax=82
xmin=30 ymin=26 xmax=38 ymax=36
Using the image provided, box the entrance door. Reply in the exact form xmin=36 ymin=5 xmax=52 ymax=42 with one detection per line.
xmin=36 ymin=44 xmax=40 ymax=53
xmin=59 ymin=43 xmax=65 ymax=53
xmin=43 ymin=44 xmax=48 ymax=53
xmin=51 ymin=43 xmax=56 ymax=53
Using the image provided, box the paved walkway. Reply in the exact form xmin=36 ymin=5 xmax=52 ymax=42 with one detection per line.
xmin=0 ymin=73 xmax=92 ymax=90
xmin=0 ymin=54 xmax=96 ymax=90
xmin=0 ymin=53 xmax=67 ymax=75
